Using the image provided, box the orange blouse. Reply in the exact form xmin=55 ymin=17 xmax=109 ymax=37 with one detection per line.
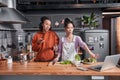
xmin=32 ymin=30 xmax=59 ymax=61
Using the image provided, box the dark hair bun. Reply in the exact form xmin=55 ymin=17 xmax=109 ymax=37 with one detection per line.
xmin=64 ymin=18 xmax=75 ymax=28
xmin=64 ymin=18 xmax=72 ymax=23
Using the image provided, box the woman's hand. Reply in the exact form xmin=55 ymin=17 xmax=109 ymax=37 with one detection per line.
xmin=52 ymin=57 xmax=59 ymax=65
xmin=90 ymin=52 xmax=99 ymax=59
xmin=53 ymin=45 xmax=58 ymax=52
xmin=47 ymin=58 xmax=59 ymax=66
xmin=37 ymin=38 xmax=45 ymax=44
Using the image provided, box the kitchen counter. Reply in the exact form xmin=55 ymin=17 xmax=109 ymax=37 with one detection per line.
xmin=0 ymin=62 xmax=120 ymax=76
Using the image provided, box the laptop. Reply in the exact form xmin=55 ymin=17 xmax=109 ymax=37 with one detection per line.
xmin=89 ymin=54 xmax=120 ymax=71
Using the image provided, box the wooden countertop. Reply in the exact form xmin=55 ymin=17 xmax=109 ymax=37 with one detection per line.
xmin=0 ymin=62 xmax=120 ymax=76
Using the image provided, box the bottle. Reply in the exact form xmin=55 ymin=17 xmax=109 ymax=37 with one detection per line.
xmin=27 ymin=42 xmax=32 ymax=53
xmin=26 ymin=33 xmax=32 ymax=53
xmin=7 ymin=56 xmax=13 ymax=64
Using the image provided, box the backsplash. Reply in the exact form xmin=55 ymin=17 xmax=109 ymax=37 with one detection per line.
xmin=0 ymin=24 xmax=25 ymax=58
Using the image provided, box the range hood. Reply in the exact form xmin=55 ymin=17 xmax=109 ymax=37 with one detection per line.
xmin=0 ymin=7 xmax=30 ymax=23
xmin=0 ymin=2 xmax=7 ymax=7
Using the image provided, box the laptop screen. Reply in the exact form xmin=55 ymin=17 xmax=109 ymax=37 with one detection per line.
xmin=89 ymin=54 xmax=120 ymax=71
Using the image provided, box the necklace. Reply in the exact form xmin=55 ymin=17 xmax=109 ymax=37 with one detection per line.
xmin=66 ymin=35 xmax=74 ymax=42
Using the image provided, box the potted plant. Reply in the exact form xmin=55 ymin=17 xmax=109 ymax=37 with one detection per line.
xmin=81 ymin=12 xmax=99 ymax=29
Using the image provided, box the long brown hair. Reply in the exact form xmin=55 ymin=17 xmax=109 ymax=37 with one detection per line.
xmin=39 ymin=16 xmax=52 ymax=31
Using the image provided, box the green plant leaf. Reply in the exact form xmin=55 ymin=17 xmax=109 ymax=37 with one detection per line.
xmin=75 ymin=54 xmax=81 ymax=61
xmin=81 ymin=12 xmax=99 ymax=28
xmin=60 ymin=60 xmax=71 ymax=64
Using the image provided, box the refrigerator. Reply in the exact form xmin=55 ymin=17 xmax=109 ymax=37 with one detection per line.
xmin=80 ymin=29 xmax=109 ymax=61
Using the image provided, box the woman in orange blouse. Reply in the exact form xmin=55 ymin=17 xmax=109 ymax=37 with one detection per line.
xmin=32 ymin=16 xmax=59 ymax=62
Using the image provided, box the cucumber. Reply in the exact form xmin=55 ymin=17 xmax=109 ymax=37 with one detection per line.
xmin=60 ymin=60 xmax=71 ymax=64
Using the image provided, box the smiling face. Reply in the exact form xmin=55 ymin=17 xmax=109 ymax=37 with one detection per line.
xmin=42 ymin=19 xmax=51 ymax=32
xmin=65 ymin=23 xmax=74 ymax=35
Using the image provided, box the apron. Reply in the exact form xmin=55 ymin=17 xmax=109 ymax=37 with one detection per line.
xmin=62 ymin=36 xmax=77 ymax=62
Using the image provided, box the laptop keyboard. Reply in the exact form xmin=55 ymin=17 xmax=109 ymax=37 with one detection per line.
xmin=89 ymin=65 xmax=103 ymax=71
xmin=95 ymin=66 xmax=102 ymax=70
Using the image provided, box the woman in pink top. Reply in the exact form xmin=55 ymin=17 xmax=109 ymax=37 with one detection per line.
xmin=53 ymin=18 xmax=97 ymax=64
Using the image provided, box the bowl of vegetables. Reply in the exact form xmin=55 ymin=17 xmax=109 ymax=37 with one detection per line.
xmin=60 ymin=54 xmax=81 ymax=65
xmin=82 ymin=58 xmax=97 ymax=64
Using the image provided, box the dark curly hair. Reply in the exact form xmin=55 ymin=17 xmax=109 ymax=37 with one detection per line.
xmin=39 ymin=16 xmax=52 ymax=31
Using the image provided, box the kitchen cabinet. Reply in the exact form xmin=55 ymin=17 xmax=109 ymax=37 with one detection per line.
xmin=16 ymin=0 xmax=120 ymax=11
xmin=17 ymin=3 xmax=120 ymax=11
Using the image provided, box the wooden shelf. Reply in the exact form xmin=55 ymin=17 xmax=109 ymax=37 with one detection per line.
xmin=17 ymin=3 xmax=120 ymax=11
